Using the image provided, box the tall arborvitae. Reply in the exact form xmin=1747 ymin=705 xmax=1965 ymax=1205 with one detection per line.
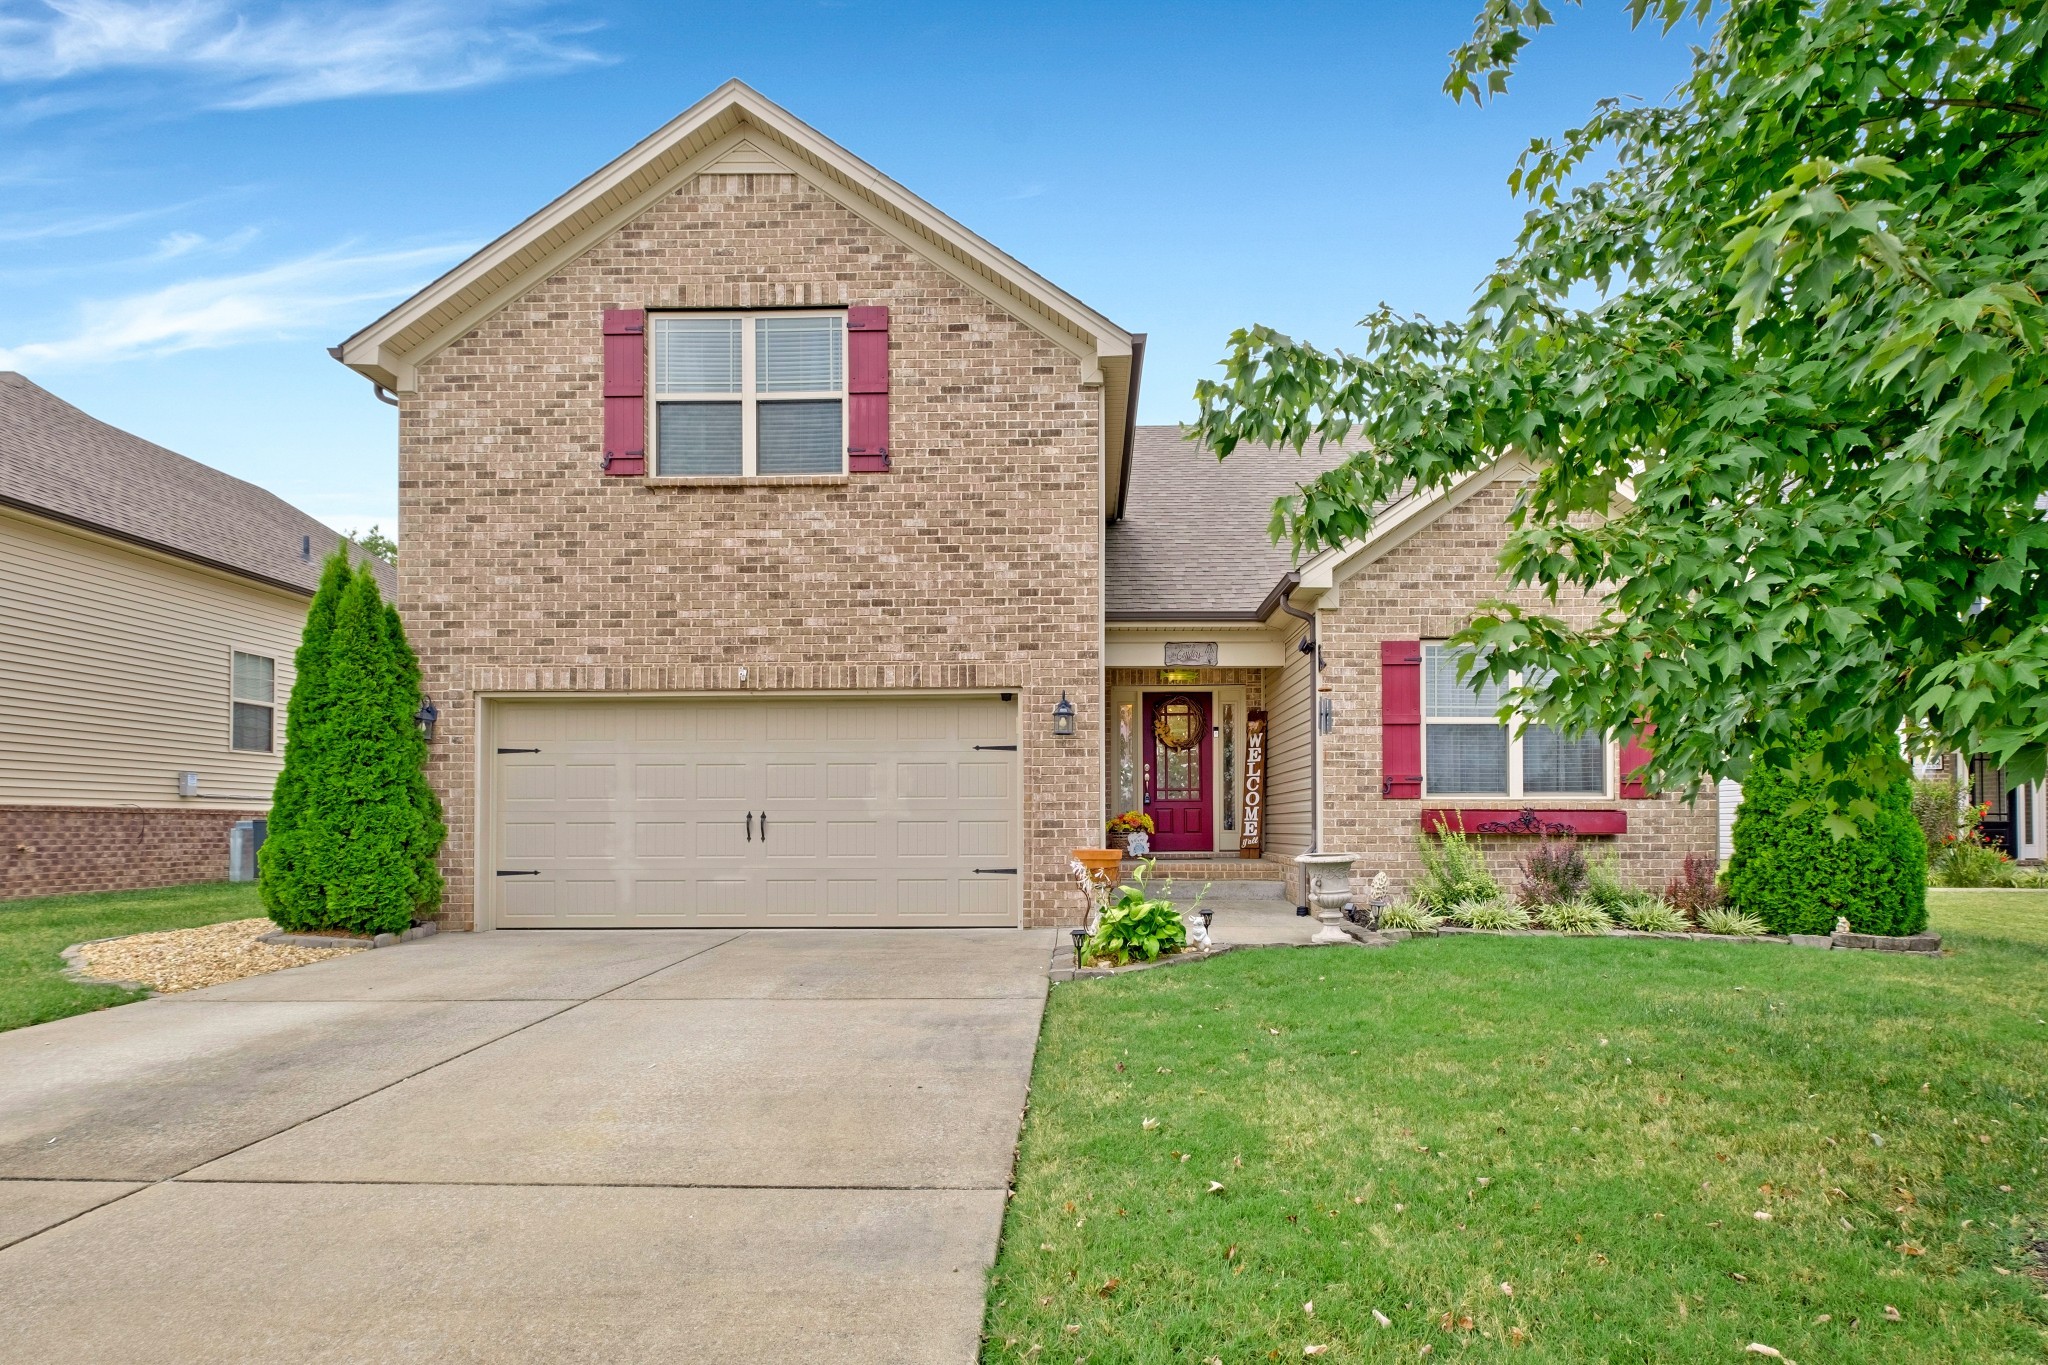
xmin=259 ymin=546 xmax=351 ymax=927
xmin=262 ymin=556 xmax=444 ymax=935
xmin=383 ymin=600 xmax=445 ymax=914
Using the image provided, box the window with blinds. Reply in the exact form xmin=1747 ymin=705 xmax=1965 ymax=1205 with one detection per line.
xmin=231 ymin=650 xmax=275 ymax=753
xmin=1422 ymin=643 xmax=1606 ymax=797
xmin=650 ymin=312 xmax=845 ymax=477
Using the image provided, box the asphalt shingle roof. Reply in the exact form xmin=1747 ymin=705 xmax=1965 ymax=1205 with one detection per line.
xmin=1106 ymin=425 xmax=1361 ymax=618
xmin=0 ymin=371 xmax=392 ymax=597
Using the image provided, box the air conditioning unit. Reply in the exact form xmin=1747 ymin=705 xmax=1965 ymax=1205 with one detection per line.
xmin=228 ymin=818 xmax=268 ymax=882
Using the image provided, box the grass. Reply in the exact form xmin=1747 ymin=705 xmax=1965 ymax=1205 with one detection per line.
xmin=985 ymin=889 xmax=2048 ymax=1363
xmin=0 ymin=881 xmax=264 ymax=1034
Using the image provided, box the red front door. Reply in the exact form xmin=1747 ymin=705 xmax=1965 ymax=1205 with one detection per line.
xmin=1144 ymin=692 xmax=1212 ymax=853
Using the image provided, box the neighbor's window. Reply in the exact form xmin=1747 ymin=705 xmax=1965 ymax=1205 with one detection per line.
xmin=1422 ymin=643 xmax=1606 ymax=797
xmin=231 ymin=651 xmax=275 ymax=753
xmin=651 ymin=311 xmax=845 ymax=477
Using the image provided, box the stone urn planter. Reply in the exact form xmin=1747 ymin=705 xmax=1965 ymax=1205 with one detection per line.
xmin=1296 ymin=851 xmax=1363 ymax=944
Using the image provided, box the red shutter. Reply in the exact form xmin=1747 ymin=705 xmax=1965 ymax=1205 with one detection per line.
xmin=601 ymin=308 xmax=645 ymax=477
xmin=847 ymin=305 xmax=890 ymax=473
xmin=1619 ymin=723 xmax=1654 ymax=799
xmin=1381 ymin=639 xmax=1423 ymax=799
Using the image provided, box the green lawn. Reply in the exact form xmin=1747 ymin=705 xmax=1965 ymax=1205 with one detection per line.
xmin=985 ymin=890 xmax=2048 ymax=1363
xmin=0 ymin=881 xmax=264 ymax=1034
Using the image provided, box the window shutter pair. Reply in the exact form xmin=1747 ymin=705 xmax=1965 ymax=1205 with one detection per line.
xmin=1377 ymin=638 xmax=1653 ymax=800
xmin=599 ymin=306 xmax=891 ymax=477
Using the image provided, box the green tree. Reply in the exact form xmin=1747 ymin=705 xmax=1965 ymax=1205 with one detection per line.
xmin=262 ymin=559 xmax=443 ymax=934
xmin=348 ymin=524 xmax=397 ymax=565
xmin=258 ymin=545 xmax=350 ymax=925
xmin=1190 ymin=0 xmax=2048 ymax=820
xmin=1729 ymin=742 xmax=1928 ymax=936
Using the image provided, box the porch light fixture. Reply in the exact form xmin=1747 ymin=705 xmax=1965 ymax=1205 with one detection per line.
xmin=415 ymin=699 xmax=439 ymax=743
xmin=1051 ymin=692 xmax=1076 ymax=737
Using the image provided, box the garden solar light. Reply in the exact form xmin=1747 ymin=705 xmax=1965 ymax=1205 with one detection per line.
xmin=1070 ymin=926 xmax=1087 ymax=967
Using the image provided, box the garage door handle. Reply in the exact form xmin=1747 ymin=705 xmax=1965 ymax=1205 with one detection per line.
xmin=746 ymin=812 xmax=753 ymax=842
xmin=496 ymin=870 xmax=539 ymax=877
xmin=973 ymin=867 xmax=1019 ymax=875
xmin=759 ymin=811 xmax=768 ymax=841
xmin=973 ymin=744 xmax=1018 ymax=751
xmin=496 ymin=748 xmax=540 ymax=754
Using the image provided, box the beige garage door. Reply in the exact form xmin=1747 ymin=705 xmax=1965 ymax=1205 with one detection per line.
xmin=488 ymin=695 xmax=1019 ymax=928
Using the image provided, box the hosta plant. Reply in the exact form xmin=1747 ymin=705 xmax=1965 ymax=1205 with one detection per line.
xmin=1536 ymin=899 xmax=1615 ymax=936
xmin=1453 ymin=898 xmax=1532 ymax=931
xmin=1617 ymin=896 xmax=1690 ymax=933
xmin=1696 ymin=907 xmax=1769 ymax=938
xmin=1083 ymin=860 xmax=1190 ymax=966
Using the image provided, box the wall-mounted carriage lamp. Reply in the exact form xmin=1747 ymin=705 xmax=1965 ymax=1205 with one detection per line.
xmin=415 ymin=699 xmax=439 ymax=743
xmin=1051 ymin=691 xmax=1076 ymax=738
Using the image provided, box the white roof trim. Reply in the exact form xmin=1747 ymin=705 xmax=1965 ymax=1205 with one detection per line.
xmin=337 ymin=80 xmax=1133 ymax=390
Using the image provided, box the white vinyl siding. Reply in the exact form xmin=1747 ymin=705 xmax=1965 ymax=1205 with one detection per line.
xmin=1265 ymin=614 xmax=1316 ymax=866
xmin=0 ymin=508 xmax=302 ymax=807
xmin=1422 ymin=643 xmax=1607 ymax=798
xmin=651 ymin=311 xmax=845 ymax=477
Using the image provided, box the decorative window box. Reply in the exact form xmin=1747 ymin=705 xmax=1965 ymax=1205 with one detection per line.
xmin=1422 ymin=807 xmax=1627 ymax=837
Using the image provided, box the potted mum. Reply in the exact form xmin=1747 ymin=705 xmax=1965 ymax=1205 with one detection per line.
xmin=1106 ymin=810 xmax=1154 ymax=855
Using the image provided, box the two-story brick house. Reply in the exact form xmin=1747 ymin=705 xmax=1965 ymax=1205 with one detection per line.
xmin=336 ymin=81 xmax=1717 ymax=932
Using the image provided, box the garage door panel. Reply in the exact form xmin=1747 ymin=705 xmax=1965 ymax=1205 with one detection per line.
xmin=490 ymin=696 xmax=1016 ymax=928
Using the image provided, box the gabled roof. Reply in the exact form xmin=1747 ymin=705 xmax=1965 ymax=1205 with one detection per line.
xmin=0 ymin=371 xmax=392 ymax=598
xmin=335 ymin=80 xmax=1143 ymax=513
xmin=1105 ymin=426 xmax=1362 ymax=620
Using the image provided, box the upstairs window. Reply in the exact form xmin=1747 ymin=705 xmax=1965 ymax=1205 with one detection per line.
xmin=1422 ymin=643 xmax=1606 ymax=797
xmin=231 ymin=650 xmax=275 ymax=753
xmin=651 ymin=312 xmax=845 ymax=477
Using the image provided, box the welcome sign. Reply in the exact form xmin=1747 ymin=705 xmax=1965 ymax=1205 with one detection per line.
xmin=1239 ymin=709 xmax=1266 ymax=858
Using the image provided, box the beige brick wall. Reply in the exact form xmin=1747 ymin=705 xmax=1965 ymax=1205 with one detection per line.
xmin=399 ymin=171 xmax=1101 ymax=929
xmin=1316 ymin=478 xmax=1719 ymax=901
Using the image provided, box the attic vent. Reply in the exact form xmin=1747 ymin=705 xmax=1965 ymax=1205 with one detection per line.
xmin=300 ymin=535 xmax=312 ymax=561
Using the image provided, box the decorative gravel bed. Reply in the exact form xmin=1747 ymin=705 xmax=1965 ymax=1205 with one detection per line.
xmin=65 ymin=917 xmax=362 ymax=994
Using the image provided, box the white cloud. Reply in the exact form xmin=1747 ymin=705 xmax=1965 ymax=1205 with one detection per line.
xmin=0 ymin=0 xmax=607 ymax=108
xmin=0 ymin=240 xmax=470 ymax=367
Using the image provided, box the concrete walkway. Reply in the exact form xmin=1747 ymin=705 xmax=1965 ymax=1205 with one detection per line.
xmin=0 ymin=926 xmax=1054 ymax=1363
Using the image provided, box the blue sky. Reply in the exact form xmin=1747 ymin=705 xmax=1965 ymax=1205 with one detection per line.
xmin=0 ymin=1 xmax=1705 ymax=536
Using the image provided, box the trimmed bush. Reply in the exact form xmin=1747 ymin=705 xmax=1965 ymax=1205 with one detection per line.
xmin=260 ymin=557 xmax=444 ymax=935
xmin=1726 ymin=742 xmax=1927 ymax=936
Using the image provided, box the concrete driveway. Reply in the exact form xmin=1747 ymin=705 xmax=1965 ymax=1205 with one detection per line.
xmin=0 ymin=927 xmax=1053 ymax=1363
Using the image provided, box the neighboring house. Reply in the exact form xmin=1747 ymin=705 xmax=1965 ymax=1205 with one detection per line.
xmin=0 ymin=373 xmax=393 ymax=899
xmin=334 ymin=81 xmax=1716 ymax=932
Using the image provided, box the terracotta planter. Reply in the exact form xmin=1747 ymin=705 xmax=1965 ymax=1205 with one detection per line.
xmin=1072 ymin=848 xmax=1124 ymax=891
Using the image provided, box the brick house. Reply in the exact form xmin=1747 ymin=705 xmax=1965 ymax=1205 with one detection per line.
xmin=335 ymin=82 xmax=1718 ymax=931
xmin=0 ymin=373 xmax=393 ymax=900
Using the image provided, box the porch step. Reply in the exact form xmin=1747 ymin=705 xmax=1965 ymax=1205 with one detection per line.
xmin=1123 ymin=855 xmax=1286 ymax=882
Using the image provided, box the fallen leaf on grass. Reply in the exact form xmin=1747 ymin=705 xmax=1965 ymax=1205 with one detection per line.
xmin=1096 ymin=1278 xmax=1119 ymax=1297
xmin=1372 ymin=1309 xmax=1392 ymax=1327
xmin=1303 ymin=1301 xmax=1314 ymax=1317
xmin=1883 ymin=1305 xmax=1901 ymax=1321
xmin=1142 ymin=1117 xmax=1159 ymax=1131
xmin=1209 ymin=1182 xmax=1226 ymax=1194
xmin=1754 ymin=1211 xmax=1772 ymax=1222
xmin=1500 ymin=1282 xmax=1513 ymax=1297
xmin=1899 ymin=1243 xmax=1925 ymax=1257
xmin=1508 ymin=1326 xmax=1527 ymax=1345
xmin=1303 ymin=1348 xmax=1329 ymax=1358
xmin=1744 ymin=1346 xmax=1787 ymax=1360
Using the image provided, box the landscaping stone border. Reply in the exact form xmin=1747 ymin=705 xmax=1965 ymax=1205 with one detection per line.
xmin=1048 ymin=922 xmax=1942 ymax=981
xmin=260 ymin=923 xmax=439 ymax=950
